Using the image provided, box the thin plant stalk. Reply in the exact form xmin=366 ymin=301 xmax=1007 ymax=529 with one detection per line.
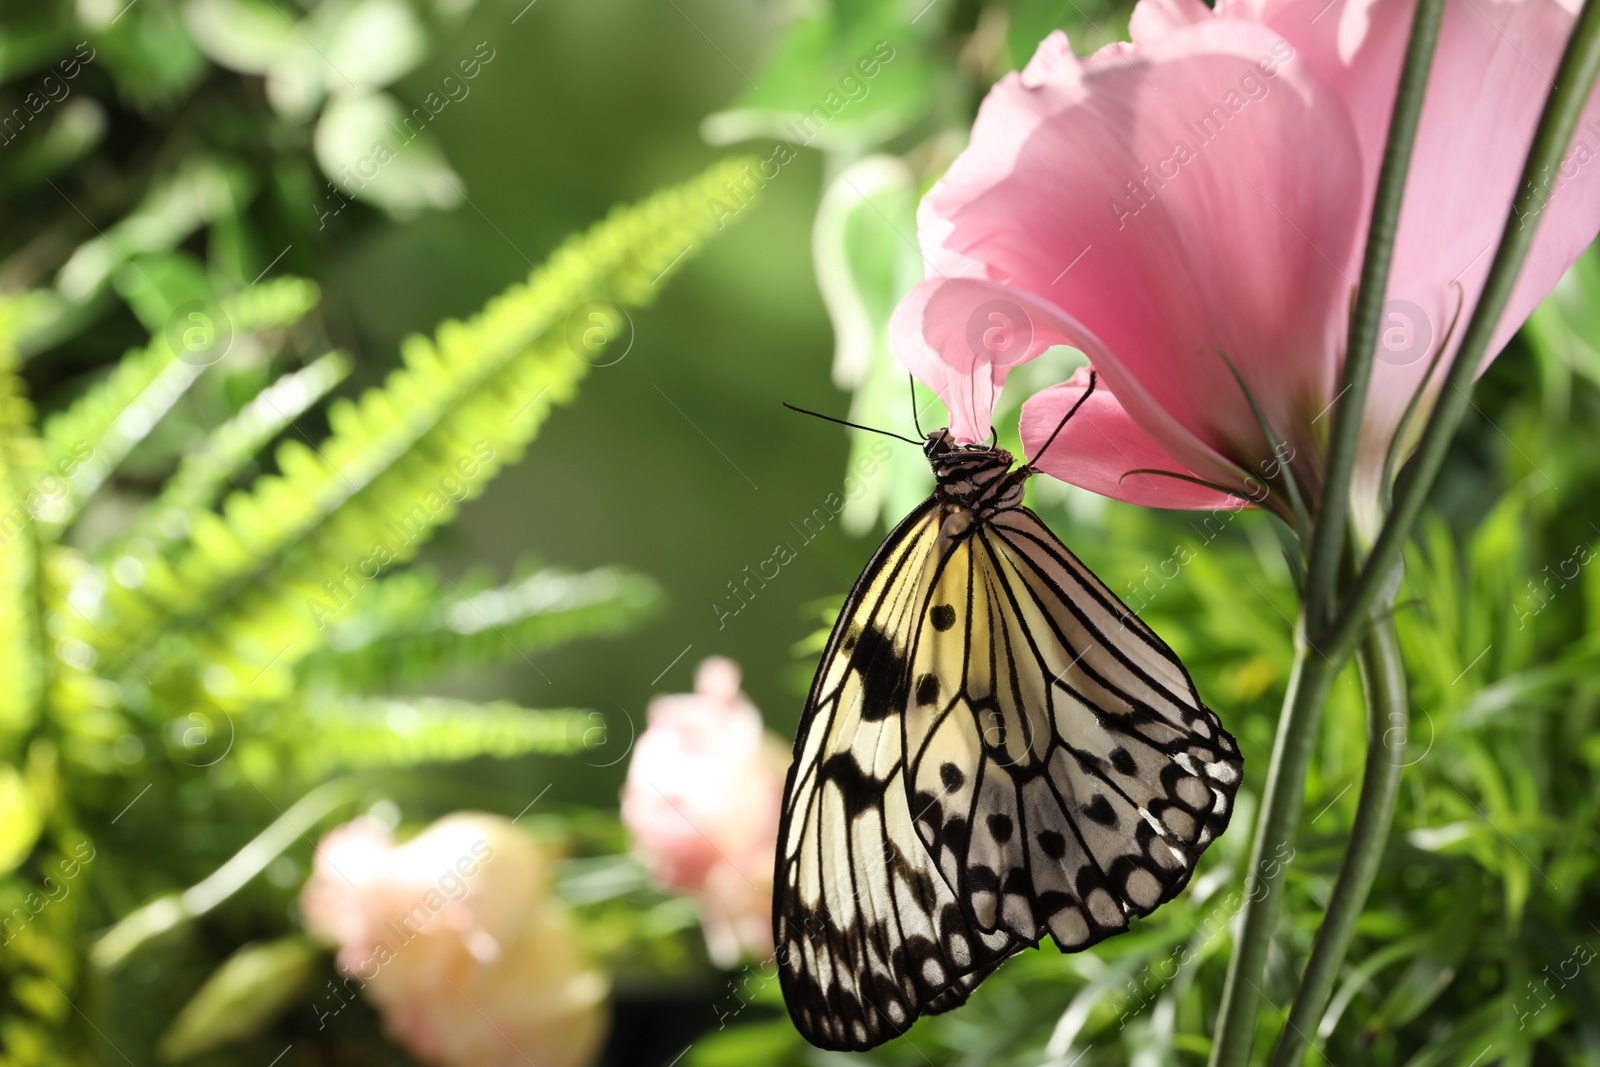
xmin=1212 ymin=1 xmax=1600 ymax=1062
xmin=1324 ymin=0 xmax=1600 ymax=666
xmin=1268 ymin=611 xmax=1408 ymax=1067
xmin=1207 ymin=0 xmax=1447 ymax=1057
xmin=1208 ymin=632 xmax=1339 ymax=1067
xmin=1301 ymin=0 xmax=1446 ymax=632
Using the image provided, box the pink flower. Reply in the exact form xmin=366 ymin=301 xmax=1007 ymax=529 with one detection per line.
xmin=300 ymin=813 xmax=608 ymax=1067
xmin=620 ymin=657 xmax=789 ymax=967
xmin=891 ymin=0 xmax=1600 ymax=532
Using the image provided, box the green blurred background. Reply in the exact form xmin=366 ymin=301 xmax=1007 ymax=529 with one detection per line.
xmin=4 ymin=0 xmax=1600 ymax=1064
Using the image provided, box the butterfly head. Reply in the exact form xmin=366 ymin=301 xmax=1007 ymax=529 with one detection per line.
xmin=924 ymin=429 xmax=1026 ymax=512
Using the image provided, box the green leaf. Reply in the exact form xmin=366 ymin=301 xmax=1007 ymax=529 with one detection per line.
xmin=91 ymin=159 xmax=761 ymax=701
xmin=313 ymin=91 xmax=464 ymax=217
xmin=116 ymin=352 xmax=351 ymax=556
xmin=182 ymin=0 xmax=301 ymax=76
xmin=702 ymin=8 xmax=932 ymax=153
xmin=155 ymin=937 xmax=318 ymax=1062
xmin=38 ymin=277 xmax=321 ymax=530
xmin=302 ymin=564 xmax=662 ymax=687
xmin=273 ymin=697 xmax=596 ymax=776
xmin=811 ymin=155 xmax=931 ymax=535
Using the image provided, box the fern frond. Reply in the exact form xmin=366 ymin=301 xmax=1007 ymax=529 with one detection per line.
xmin=39 ymin=277 xmax=321 ymax=529
xmin=115 ymin=352 xmax=351 ymax=555
xmin=0 ymin=302 xmax=45 ymax=747
xmin=301 ymin=564 xmax=662 ymax=689
xmin=94 ymin=159 xmax=758 ymax=701
xmin=275 ymin=697 xmax=595 ymax=777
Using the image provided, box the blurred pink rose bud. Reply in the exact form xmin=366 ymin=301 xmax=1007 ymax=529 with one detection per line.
xmin=300 ymin=812 xmax=607 ymax=1067
xmin=621 ymin=657 xmax=790 ymax=967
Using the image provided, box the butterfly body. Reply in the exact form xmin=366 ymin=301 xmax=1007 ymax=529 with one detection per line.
xmin=774 ymin=428 xmax=1243 ymax=1051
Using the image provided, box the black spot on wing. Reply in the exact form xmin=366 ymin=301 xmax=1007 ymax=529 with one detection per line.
xmin=931 ymin=604 xmax=957 ymax=631
xmin=916 ymin=673 xmax=940 ymax=706
xmin=853 ymin=625 xmax=909 ymax=722
xmin=940 ymin=762 xmax=965 ymax=791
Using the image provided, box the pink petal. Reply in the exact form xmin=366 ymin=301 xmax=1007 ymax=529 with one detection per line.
xmin=1022 ymin=368 xmax=1254 ymax=509
xmin=898 ymin=22 xmax=1365 ymax=478
xmin=1356 ymin=0 xmax=1600 ymax=521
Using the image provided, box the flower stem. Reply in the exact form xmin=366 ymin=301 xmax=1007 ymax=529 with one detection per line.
xmin=1325 ymin=0 xmax=1600 ymax=665
xmin=1208 ymin=0 xmax=1447 ymax=1059
xmin=1267 ymin=610 xmax=1407 ymax=1067
xmin=1208 ymin=629 xmax=1338 ymax=1067
xmin=1302 ymin=0 xmax=1445 ymax=633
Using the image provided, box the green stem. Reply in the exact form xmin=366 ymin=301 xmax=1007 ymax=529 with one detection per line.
xmin=1208 ymin=631 xmax=1338 ymax=1067
xmin=1208 ymin=0 xmax=1447 ymax=1057
xmin=1268 ymin=610 xmax=1407 ymax=1067
xmin=1302 ymin=0 xmax=1445 ymax=634
xmin=1325 ymin=0 xmax=1600 ymax=665
xmin=90 ymin=778 xmax=362 ymax=972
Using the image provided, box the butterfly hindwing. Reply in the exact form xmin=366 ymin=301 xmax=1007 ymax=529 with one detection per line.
xmin=901 ymin=505 xmax=1242 ymax=951
xmin=774 ymin=502 xmax=1017 ymax=1052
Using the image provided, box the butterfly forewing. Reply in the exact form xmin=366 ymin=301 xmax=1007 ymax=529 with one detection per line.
xmin=775 ymin=502 xmax=1017 ymax=1051
xmin=775 ymin=433 xmax=1242 ymax=1052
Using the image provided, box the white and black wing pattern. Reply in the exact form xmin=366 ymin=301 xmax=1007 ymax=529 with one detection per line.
xmin=902 ymin=505 xmax=1241 ymax=951
xmin=774 ymin=429 xmax=1243 ymax=1053
xmin=774 ymin=501 xmax=1019 ymax=1052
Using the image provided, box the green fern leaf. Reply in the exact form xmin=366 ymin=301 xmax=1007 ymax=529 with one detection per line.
xmin=275 ymin=697 xmax=596 ymax=777
xmin=300 ymin=564 xmax=662 ymax=689
xmin=113 ymin=351 xmax=351 ymax=556
xmin=38 ymin=277 xmax=321 ymax=530
xmin=92 ymin=159 xmax=758 ymax=702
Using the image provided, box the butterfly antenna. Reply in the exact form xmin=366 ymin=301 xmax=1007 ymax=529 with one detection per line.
xmin=782 ymin=403 xmax=922 ymax=446
xmin=907 ymin=373 xmax=924 ymax=438
xmin=1029 ymin=371 xmax=1097 ymax=466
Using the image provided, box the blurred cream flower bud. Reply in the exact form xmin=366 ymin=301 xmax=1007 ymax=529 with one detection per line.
xmin=620 ymin=657 xmax=790 ymax=967
xmin=300 ymin=812 xmax=607 ymax=1067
